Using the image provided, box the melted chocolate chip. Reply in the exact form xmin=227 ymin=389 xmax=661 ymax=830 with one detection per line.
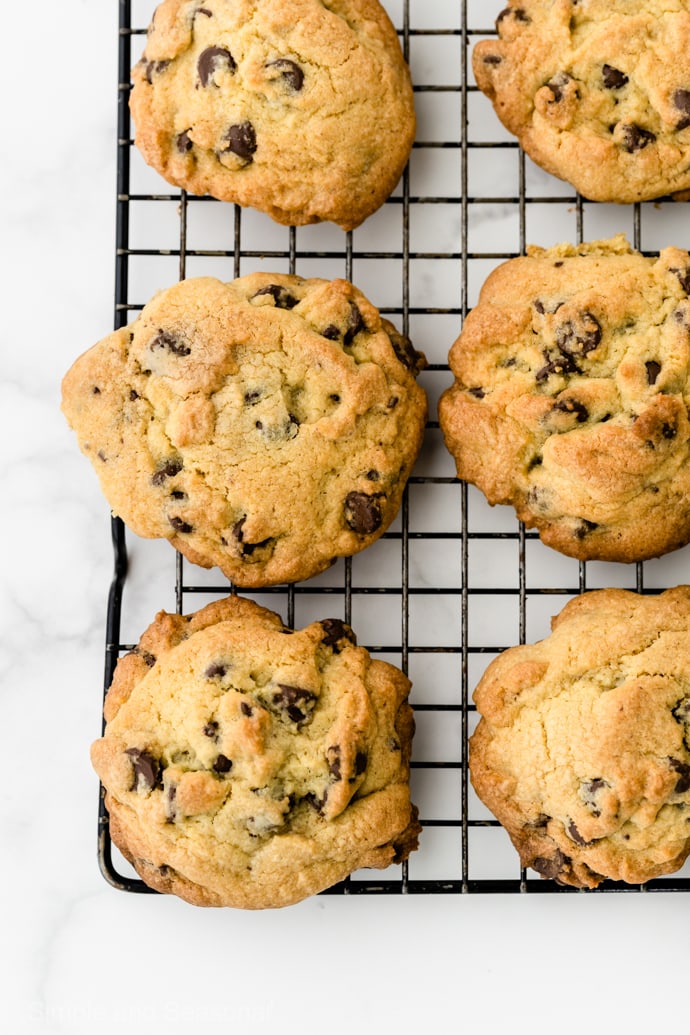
xmin=203 ymin=721 xmax=220 ymax=740
xmin=468 ymin=387 xmax=486 ymax=399
xmin=389 ymin=329 xmax=425 ymax=372
xmin=673 ymin=89 xmax=690 ymax=130
xmin=535 ymin=352 xmax=580 ymax=382
xmin=166 ymin=784 xmax=177 ymax=822
xmin=645 ymin=360 xmax=662 ymax=385
xmin=270 ymin=685 xmax=318 ymax=726
xmin=221 ymin=121 xmax=257 ymax=163
xmin=327 ymin=745 xmax=342 ymax=781
xmin=619 ymin=123 xmax=656 ymax=152
xmin=251 ymin=284 xmax=299 ymax=309
xmin=354 ymin=750 xmax=368 ymax=776
xmin=197 ymin=45 xmax=236 ymax=87
xmin=566 ymin=820 xmax=589 ymax=846
xmin=546 ymin=72 xmax=575 ymax=103
xmin=672 ymin=698 xmax=690 ymax=724
xmin=321 ymin=324 xmax=340 ymax=340
xmin=125 ymin=748 xmax=159 ymax=792
xmin=244 ymin=389 xmax=262 ymax=405
xmin=204 ymin=662 xmax=227 ymax=679
xmin=483 ymin=54 xmax=502 ymax=65
xmin=553 ymin=398 xmax=589 ymax=422
xmin=662 ymin=423 xmax=677 ymax=439
xmin=240 ymin=701 xmax=253 ymax=717
xmin=344 ymin=302 xmax=365 ymax=346
xmin=320 ymin=618 xmax=357 ymax=652
xmin=151 ymin=458 xmax=183 ymax=485
xmin=195 ymin=6 xmax=213 ymax=16
xmin=496 ymin=6 xmax=530 ymax=26
xmin=671 ymin=267 xmax=690 ymax=294
xmin=344 ymin=492 xmax=384 ymax=535
xmin=213 ymin=754 xmax=233 ymax=774
xmin=556 ymin=313 xmax=602 ymax=356
xmin=129 ymin=389 xmax=139 ymax=401
xmin=176 ymin=130 xmax=193 ymax=153
xmin=602 ymin=64 xmax=628 ymax=89
xmin=574 ymin=519 xmax=598 ymax=539
xmin=168 ymin=516 xmax=193 ymax=534
xmin=669 ymin=758 xmax=690 ymax=794
xmin=304 ymin=791 xmax=328 ymax=815
xmin=144 ymin=60 xmax=171 ymax=84
xmin=265 ymin=58 xmax=304 ymax=91
xmin=149 ymin=329 xmax=191 ymax=356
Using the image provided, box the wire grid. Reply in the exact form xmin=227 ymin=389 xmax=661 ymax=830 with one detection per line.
xmin=98 ymin=0 xmax=690 ymax=895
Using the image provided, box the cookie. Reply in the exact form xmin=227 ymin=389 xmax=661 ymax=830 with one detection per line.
xmin=61 ymin=272 xmax=427 ymax=587
xmin=474 ymin=2 xmax=690 ymax=203
xmin=130 ymin=0 xmax=416 ymax=228
xmin=91 ymin=595 xmax=420 ymax=908
xmin=470 ymin=586 xmax=690 ymax=889
xmin=438 ymin=235 xmax=690 ymax=563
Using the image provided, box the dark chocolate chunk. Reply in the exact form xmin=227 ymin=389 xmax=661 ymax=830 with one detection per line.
xmin=535 ymin=352 xmax=580 ymax=382
xmin=144 ymin=59 xmax=171 ymax=84
xmin=197 ymin=45 xmax=236 ymax=87
xmin=203 ymin=721 xmax=220 ymax=740
xmin=673 ymin=89 xmax=690 ymax=130
xmin=389 ymin=328 xmax=426 ymax=373
xmin=240 ymin=701 xmax=253 ymax=717
xmin=231 ymin=516 xmax=274 ymax=556
xmin=566 ymin=820 xmax=589 ymax=846
xmin=669 ymin=758 xmax=690 ymax=794
xmin=581 ymin=777 xmax=609 ymax=818
xmin=645 ymin=360 xmax=662 ymax=385
xmin=304 ymin=791 xmax=328 ymax=815
xmin=125 ymin=748 xmax=159 ymax=792
xmin=343 ymin=302 xmax=365 ymax=346
xmin=602 ymin=64 xmax=628 ymax=89
xmin=344 ymin=491 xmax=384 ymax=535
xmin=221 ymin=121 xmax=257 ymax=163
xmin=129 ymin=389 xmax=139 ymax=401
xmin=546 ymin=72 xmax=576 ymax=103
xmin=168 ymin=516 xmax=193 ymax=534
xmin=265 ymin=58 xmax=304 ymax=91
xmin=322 ymin=324 xmax=341 ymax=340
xmin=354 ymin=750 xmax=368 ymax=776
xmin=619 ymin=123 xmax=656 ymax=152
xmin=555 ymin=312 xmax=602 ymax=356
xmin=152 ymin=458 xmax=183 ymax=485
xmin=532 ymin=849 xmax=571 ymax=881
xmin=662 ymin=422 xmax=677 ymax=439
xmin=468 ymin=387 xmax=486 ymax=399
xmin=149 ymin=329 xmax=191 ymax=357
xmin=672 ymin=698 xmax=690 ymax=724
xmin=553 ymin=397 xmax=589 ymax=422
xmin=176 ymin=130 xmax=194 ymax=153
xmin=270 ymin=684 xmax=318 ymax=726
xmin=251 ymin=284 xmax=299 ymax=309
xmin=213 ymin=754 xmax=233 ymax=774
xmin=496 ymin=6 xmax=530 ymax=26
xmin=482 ymin=54 xmax=502 ymax=65
xmin=574 ymin=519 xmax=598 ymax=539
xmin=320 ymin=618 xmax=357 ymax=652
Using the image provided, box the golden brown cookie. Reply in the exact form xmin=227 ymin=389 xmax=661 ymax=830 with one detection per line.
xmin=91 ymin=595 xmax=420 ymax=908
xmin=61 ymin=272 xmax=427 ymax=586
xmin=438 ymin=236 xmax=690 ymax=563
xmin=130 ymin=0 xmax=416 ymax=228
xmin=470 ymin=586 xmax=690 ymax=889
xmin=474 ymin=1 xmax=690 ymax=202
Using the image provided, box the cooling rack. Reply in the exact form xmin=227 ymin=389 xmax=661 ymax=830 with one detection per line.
xmin=98 ymin=0 xmax=690 ymax=895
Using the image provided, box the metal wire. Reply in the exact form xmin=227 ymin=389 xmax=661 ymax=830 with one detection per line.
xmin=98 ymin=0 xmax=690 ymax=896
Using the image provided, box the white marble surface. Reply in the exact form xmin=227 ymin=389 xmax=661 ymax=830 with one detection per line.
xmin=5 ymin=2 xmax=690 ymax=1032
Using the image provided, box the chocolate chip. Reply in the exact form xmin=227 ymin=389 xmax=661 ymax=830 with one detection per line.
xmin=532 ymin=850 xmax=571 ymax=881
xmin=645 ymin=360 xmax=662 ymax=385
xmin=546 ymin=72 xmax=576 ymax=103
xmin=343 ymin=302 xmax=365 ymax=346
xmin=669 ymin=758 xmax=690 ymax=794
xmin=151 ymin=458 xmax=183 ymax=485
xmin=240 ymin=701 xmax=253 ymax=717
xmin=534 ymin=298 xmax=563 ymax=315
xmin=125 ymin=748 xmax=159 ymax=792
xmin=673 ymin=89 xmax=690 ymax=130
xmin=320 ymin=618 xmax=357 ymax=652
xmin=149 ymin=329 xmax=191 ymax=356
xmin=556 ymin=313 xmax=602 ymax=356
xmin=304 ymin=791 xmax=328 ymax=815
xmin=244 ymin=389 xmax=262 ymax=405
xmin=270 ymin=685 xmax=318 ymax=726
xmin=662 ymin=423 xmax=677 ymax=439
xmin=482 ymin=54 xmax=502 ymax=65
xmin=553 ymin=398 xmax=589 ymax=422
xmin=129 ymin=389 xmax=139 ymax=401
xmin=169 ymin=516 xmax=193 ymax=534
xmin=195 ymin=6 xmax=213 ymax=16
xmin=221 ymin=121 xmax=257 ymax=163
xmin=535 ymin=352 xmax=580 ymax=382
xmin=326 ymin=745 xmax=342 ymax=781
xmin=144 ymin=59 xmax=171 ymax=84
xmin=389 ymin=329 xmax=425 ymax=373
xmin=496 ymin=6 xmax=530 ymax=26
xmin=203 ymin=721 xmax=220 ymax=740
xmin=344 ymin=491 xmax=384 ymax=535
xmin=197 ymin=45 xmax=236 ymax=87
xmin=619 ymin=123 xmax=656 ymax=152
xmin=166 ymin=784 xmax=177 ymax=822
xmin=574 ymin=519 xmax=598 ymax=539
xmin=322 ymin=324 xmax=340 ymax=340
xmin=468 ymin=387 xmax=486 ymax=399
xmin=354 ymin=750 xmax=368 ymax=776
xmin=204 ymin=662 xmax=227 ymax=679
xmin=213 ymin=754 xmax=233 ymax=774
xmin=251 ymin=284 xmax=299 ymax=309
xmin=671 ymin=267 xmax=690 ymax=294
xmin=566 ymin=820 xmax=589 ymax=846
xmin=176 ymin=130 xmax=193 ymax=153
xmin=602 ymin=64 xmax=628 ymax=89
xmin=265 ymin=58 xmax=304 ymax=91
xmin=135 ymin=648 xmax=157 ymax=668
xmin=672 ymin=698 xmax=690 ymax=724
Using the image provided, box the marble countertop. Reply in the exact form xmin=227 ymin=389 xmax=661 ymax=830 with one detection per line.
xmin=5 ymin=2 xmax=690 ymax=1031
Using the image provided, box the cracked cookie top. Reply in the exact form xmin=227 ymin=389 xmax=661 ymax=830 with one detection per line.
xmin=438 ymin=235 xmax=690 ymax=563
xmin=91 ymin=595 xmax=420 ymax=908
xmin=470 ymin=586 xmax=690 ymax=889
xmin=474 ymin=1 xmax=690 ymax=202
xmin=61 ymin=272 xmax=427 ymax=586
xmin=130 ymin=0 xmax=416 ymax=228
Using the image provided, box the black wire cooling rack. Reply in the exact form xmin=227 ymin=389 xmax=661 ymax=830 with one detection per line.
xmin=98 ymin=0 xmax=690 ymax=895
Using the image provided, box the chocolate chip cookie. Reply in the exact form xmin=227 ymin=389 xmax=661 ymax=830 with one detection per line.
xmin=438 ymin=236 xmax=690 ymax=563
xmin=91 ymin=595 xmax=420 ymax=908
xmin=61 ymin=272 xmax=427 ymax=586
xmin=470 ymin=586 xmax=690 ymax=888
xmin=474 ymin=2 xmax=690 ymax=202
xmin=130 ymin=0 xmax=416 ymax=228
